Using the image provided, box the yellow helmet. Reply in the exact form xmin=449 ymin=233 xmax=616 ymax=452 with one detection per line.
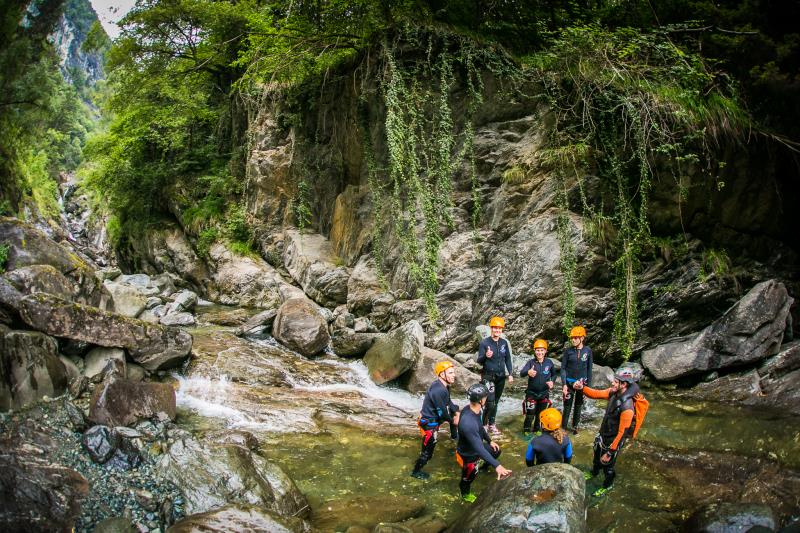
xmin=434 ymin=360 xmax=454 ymax=376
xmin=569 ymin=325 xmax=587 ymax=338
xmin=533 ymin=338 xmax=548 ymax=350
xmin=540 ymin=408 xmax=562 ymax=432
xmin=489 ymin=316 xmax=505 ymax=328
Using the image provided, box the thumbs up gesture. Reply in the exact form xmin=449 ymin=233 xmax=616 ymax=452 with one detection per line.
xmin=486 ymin=346 xmax=494 ymax=358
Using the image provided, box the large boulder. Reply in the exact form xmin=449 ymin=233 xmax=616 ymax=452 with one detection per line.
xmin=272 ymin=297 xmax=330 ymax=356
xmin=0 ymin=217 xmax=113 ymax=310
xmin=206 ymin=243 xmax=304 ymax=308
xmin=167 ymin=505 xmax=308 ymax=533
xmin=405 ymin=347 xmax=479 ymax=396
xmin=0 ymin=325 xmax=68 ymax=411
xmin=4 ymin=264 xmax=73 ymax=301
xmin=447 ymin=463 xmax=585 ymax=533
xmin=311 ymin=495 xmax=425 ymax=532
xmin=283 ymin=230 xmax=350 ymax=307
xmin=642 ymin=280 xmax=793 ymax=381
xmin=103 ymin=281 xmax=148 ymax=317
xmin=363 ymin=320 xmax=424 ymax=384
xmin=682 ymin=502 xmax=777 ymax=533
xmin=129 ymin=223 xmax=211 ymax=291
xmin=347 ymin=256 xmax=390 ymax=317
xmin=330 ymin=327 xmax=379 ymax=357
xmin=159 ymin=437 xmax=308 ymax=517
xmin=88 ymin=378 xmax=177 ymax=427
xmin=234 ymin=308 xmax=277 ymax=336
xmin=0 ymin=434 xmax=89 ymax=532
xmin=18 ymin=293 xmax=192 ymax=370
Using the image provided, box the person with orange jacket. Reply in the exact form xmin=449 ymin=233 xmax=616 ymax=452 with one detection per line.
xmin=411 ymin=361 xmax=460 ymax=480
xmin=573 ymin=369 xmax=638 ymax=496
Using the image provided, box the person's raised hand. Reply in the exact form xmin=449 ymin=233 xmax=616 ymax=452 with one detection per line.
xmin=495 ymin=465 xmax=512 ymax=480
xmin=486 ymin=346 xmax=493 ymax=358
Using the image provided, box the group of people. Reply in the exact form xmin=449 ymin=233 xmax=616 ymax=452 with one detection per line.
xmin=411 ymin=317 xmax=646 ymax=501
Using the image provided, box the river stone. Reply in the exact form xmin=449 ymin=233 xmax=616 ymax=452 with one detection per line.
xmin=104 ymin=437 xmax=143 ymax=470
xmin=18 ymin=292 xmax=192 ymax=370
xmin=273 ymin=297 xmax=330 ymax=356
xmin=201 ymin=307 xmax=250 ymax=326
xmin=167 ymin=504 xmax=308 ymax=533
xmin=363 ymin=321 xmax=424 ymax=385
xmin=331 ymin=328 xmax=380 ymax=357
xmin=82 ymin=425 xmax=119 ymax=463
xmin=311 ymin=495 xmax=425 ymax=532
xmin=159 ymin=438 xmax=308 ymax=517
xmin=347 ymin=256 xmax=388 ymax=316
xmin=0 ymin=434 xmax=89 ymax=532
xmin=94 ymin=517 xmax=138 ymax=533
xmin=447 ymin=463 xmax=585 ymax=532
xmin=4 ymin=264 xmax=74 ymax=300
xmin=0 ymin=217 xmax=114 ymax=311
xmin=206 ymin=430 xmax=260 ymax=451
xmin=0 ymin=325 xmax=68 ymax=411
xmin=104 ymin=280 xmax=147 ymax=317
xmin=170 ymin=289 xmax=198 ymax=312
xmin=84 ymin=347 xmax=127 ymax=379
xmin=642 ymin=280 xmax=793 ymax=380
xmin=682 ymin=502 xmax=777 ymax=532
xmin=234 ymin=308 xmax=277 ymax=335
xmin=405 ymin=347 xmax=479 ymax=396
xmin=160 ymin=312 xmax=196 ymax=327
xmin=375 ymin=514 xmax=447 ymax=533
xmin=89 ymin=378 xmax=176 ymax=427
xmin=126 ymin=362 xmax=147 ymax=382
xmin=206 ymin=242 xmax=305 ymax=308
xmin=283 ymin=229 xmax=350 ymax=307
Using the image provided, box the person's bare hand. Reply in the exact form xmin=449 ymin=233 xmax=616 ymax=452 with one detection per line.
xmin=507 ymin=375 xmax=513 ymax=383
xmin=547 ymin=381 xmax=553 ymax=389
xmin=600 ymin=452 xmax=612 ymax=464
xmin=573 ymin=381 xmax=584 ymax=390
xmin=495 ymin=465 xmax=512 ymax=480
xmin=527 ymin=369 xmax=537 ymax=378
xmin=486 ymin=346 xmax=493 ymax=358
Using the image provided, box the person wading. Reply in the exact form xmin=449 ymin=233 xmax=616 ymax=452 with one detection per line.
xmin=574 ymin=369 xmax=641 ymax=496
xmin=411 ymin=361 xmax=460 ymax=480
xmin=519 ymin=338 xmax=555 ymax=436
xmin=525 ymin=408 xmax=573 ymax=466
xmin=560 ymin=325 xmax=593 ymax=434
xmin=456 ymin=383 xmax=512 ymax=502
xmin=477 ymin=316 xmax=513 ymax=435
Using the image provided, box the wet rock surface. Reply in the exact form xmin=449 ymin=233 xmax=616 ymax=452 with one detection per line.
xmin=167 ymin=504 xmax=309 ymax=533
xmin=448 ymin=463 xmax=586 ymax=532
xmin=272 ymin=297 xmax=331 ymax=356
xmin=682 ymin=502 xmax=777 ymax=533
xmin=311 ymin=495 xmax=426 ymax=532
xmin=364 ymin=320 xmax=424 ymax=384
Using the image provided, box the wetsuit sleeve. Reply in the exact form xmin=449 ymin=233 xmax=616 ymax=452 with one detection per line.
xmin=586 ymin=348 xmax=593 ymax=386
xmin=477 ymin=340 xmax=487 ymax=365
xmin=610 ymin=409 xmax=633 ymax=450
xmin=504 ymin=340 xmax=513 ymax=375
xmin=466 ymin=427 xmax=500 ymax=468
xmin=580 ymin=385 xmax=611 ymax=400
xmin=563 ymin=437 xmax=573 ymax=464
xmin=519 ymin=359 xmax=532 ymax=378
xmin=432 ymin=386 xmax=454 ymax=423
xmin=525 ymin=440 xmax=536 ymax=467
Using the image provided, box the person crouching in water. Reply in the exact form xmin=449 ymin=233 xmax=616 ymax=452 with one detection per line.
xmin=456 ymin=383 xmax=513 ymax=502
xmin=519 ymin=338 xmax=555 ymax=436
xmin=573 ymin=369 xmax=638 ymax=496
xmin=411 ymin=361 xmax=460 ymax=480
xmin=525 ymin=408 xmax=573 ymax=465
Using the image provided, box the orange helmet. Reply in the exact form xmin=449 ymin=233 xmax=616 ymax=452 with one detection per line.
xmin=540 ymin=408 xmax=562 ymax=432
xmin=489 ymin=316 xmax=505 ymax=328
xmin=533 ymin=338 xmax=548 ymax=350
xmin=569 ymin=325 xmax=586 ymax=338
xmin=434 ymin=360 xmax=454 ymax=376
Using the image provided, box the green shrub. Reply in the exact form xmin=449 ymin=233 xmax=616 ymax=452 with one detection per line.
xmin=0 ymin=244 xmax=9 ymax=273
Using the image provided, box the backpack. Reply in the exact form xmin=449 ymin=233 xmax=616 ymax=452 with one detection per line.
xmin=630 ymin=391 xmax=649 ymax=439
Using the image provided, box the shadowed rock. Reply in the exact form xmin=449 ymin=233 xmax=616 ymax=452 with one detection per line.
xmin=0 ymin=325 xmax=68 ymax=411
xmin=89 ymin=378 xmax=176 ymax=427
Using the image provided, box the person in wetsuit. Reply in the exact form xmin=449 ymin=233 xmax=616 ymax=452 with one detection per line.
xmin=560 ymin=325 xmax=593 ymax=434
xmin=525 ymin=407 xmax=573 ymax=466
xmin=519 ymin=338 xmax=556 ymax=435
xmin=411 ymin=360 xmax=460 ymax=480
xmin=456 ymin=382 xmax=513 ymax=502
xmin=574 ymin=369 xmax=637 ymax=496
xmin=477 ymin=316 xmax=514 ymax=435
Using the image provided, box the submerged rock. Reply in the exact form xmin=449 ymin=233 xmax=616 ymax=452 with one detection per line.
xmin=89 ymin=378 xmax=176 ymax=427
xmin=363 ymin=320 xmax=424 ymax=385
xmin=167 ymin=505 xmax=309 ymax=533
xmin=159 ymin=437 xmax=308 ymax=518
xmin=18 ymin=293 xmax=192 ymax=370
xmin=311 ymin=495 xmax=425 ymax=532
xmin=682 ymin=502 xmax=777 ymax=533
xmin=0 ymin=325 xmax=68 ymax=411
xmin=642 ymin=280 xmax=793 ymax=381
xmin=447 ymin=463 xmax=585 ymax=533
xmin=273 ymin=297 xmax=330 ymax=356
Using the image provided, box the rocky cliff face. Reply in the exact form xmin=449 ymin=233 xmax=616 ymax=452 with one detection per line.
xmin=51 ymin=0 xmax=106 ymax=93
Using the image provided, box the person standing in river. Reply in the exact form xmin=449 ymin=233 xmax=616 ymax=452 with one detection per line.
xmin=519 ymin=338 xmax=556 ymax=436
xmin=560 ymin=325 xmax=593 ymax=434
xmin=410 ymin=360 xmax=460 ymax=480
xmin=477 ymin=316 xmax=514 ymax=435
xmin=456 ymin=383 xmax=513 ymax=502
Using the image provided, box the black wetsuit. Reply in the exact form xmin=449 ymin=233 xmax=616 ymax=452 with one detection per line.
xmin=519 ymin=357 xmax=555 ymax=432
xmin=477 ymin=336 xmax=513 ymax=425
xmin=560 ymin=346 xmax=593 ymax=429
xmin=413 ymin=379 xmax=459 ymax=474
xmin=525 ymin=432 xmax=573 ymax=466
xmin=456 ymin=407 xmax=501 ymax=496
